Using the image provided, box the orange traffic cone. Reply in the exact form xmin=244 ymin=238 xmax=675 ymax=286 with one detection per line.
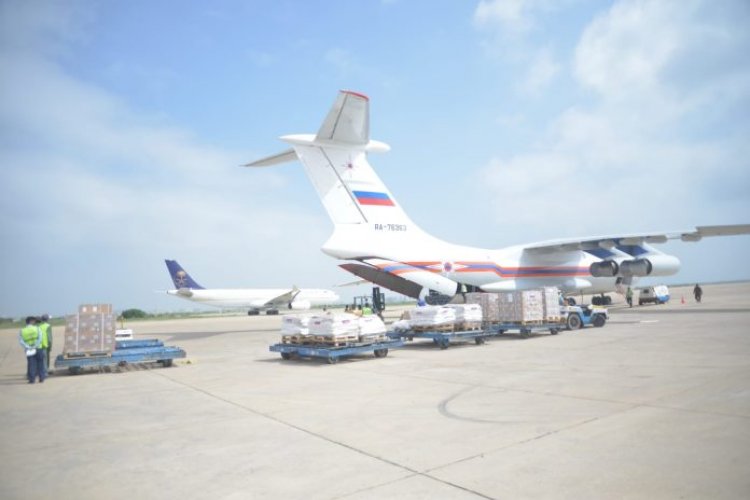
xmin=681 ymin=295 xmax=685 ymax=304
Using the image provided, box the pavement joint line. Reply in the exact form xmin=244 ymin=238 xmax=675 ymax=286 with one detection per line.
xmin=149 ymin=370 xmax=494 ymax=500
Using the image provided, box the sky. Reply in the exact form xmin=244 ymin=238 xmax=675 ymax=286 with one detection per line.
xmin=1 ymin=0 xmax=749 ymax=317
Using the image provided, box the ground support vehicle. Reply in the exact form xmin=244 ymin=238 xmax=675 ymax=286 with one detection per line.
xmin=54 ymin=339 xmax=186 ymax=375
xmin=561 ymin=305 xmax=608 ymax=329
xmin=269 ymin=339 xmax=403 ymax=364
xmin=387 ymin=327 xmax=497 ymax=349
xmin=638 ymin=285 xmax=670 ymax=305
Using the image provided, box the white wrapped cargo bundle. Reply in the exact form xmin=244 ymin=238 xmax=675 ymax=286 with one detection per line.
xmin=408 ymin=306 xmax=457 ymax=327
xmin=445 ymin=303 xmax=483 ymax=322
xmin=358 ymin=315 xmax=387 ymax=342
xmin=358 ymin=315 xmax=386 ymax=335
xmin=281 ymin=314 xmax=314 ymax=336
xmin=309 ymin=313 xmax=360 ymax=338
xmin=541 ymin=286 xmax=562 ymax=320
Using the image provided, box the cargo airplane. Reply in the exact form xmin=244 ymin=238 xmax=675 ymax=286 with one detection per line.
xmin=164 ymin=259 xmax=339 ymax=314
xmin=245 ymin=91 xmax=750 ymax=305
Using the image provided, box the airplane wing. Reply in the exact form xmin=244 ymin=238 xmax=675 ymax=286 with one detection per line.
xmin=262 ymin=287 xmax=301 ymax=307
xmin=522 ymin=224 xmax=750 ymax=254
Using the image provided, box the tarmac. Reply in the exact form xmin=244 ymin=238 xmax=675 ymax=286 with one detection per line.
xmin=1 ymin=282 xmax=749 ymax=499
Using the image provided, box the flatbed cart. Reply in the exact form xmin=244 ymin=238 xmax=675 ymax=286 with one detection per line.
xmin=484 ymin=322 xmax=563 ymax=338
xmin=387 ymin=329 xmax=496 ymax=349
xmin=269 ymin=339 xmax=404 ymax=364
xmin=55 ymin=339 xmax=187 ymax=375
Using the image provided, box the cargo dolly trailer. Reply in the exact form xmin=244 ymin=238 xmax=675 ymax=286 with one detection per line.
xmin=387 ymin=328 xmax=497 ymax=349
xmin=55 ymin=339 xmax=186 ymax=375
xmin=269 ymin=339 xmax=404 ymax=364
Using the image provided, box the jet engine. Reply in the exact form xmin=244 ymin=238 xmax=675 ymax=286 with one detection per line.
xmin=589 ymin=260 xmax=619 ymax=277
xmin=619 ymin=254 xmax=680 ymax=277
xmin=289 ymin=300 xmax=311 ymax=310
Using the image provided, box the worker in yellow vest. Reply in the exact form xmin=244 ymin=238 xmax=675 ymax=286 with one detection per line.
xmin=39 ymin=314 xmax=53 ymax=372
xmin=19 ymin=316 xmax=45 ymax=383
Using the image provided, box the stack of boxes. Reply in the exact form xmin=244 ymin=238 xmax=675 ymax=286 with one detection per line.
xmin=541 ymin=286 xmax=562 ymax=322
xmin=64 ymin=304 xmax=117 ymax=356
xmin=467 ymin=290 xmax=549 ymax=323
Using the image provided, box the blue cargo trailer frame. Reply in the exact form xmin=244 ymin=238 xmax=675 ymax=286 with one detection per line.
xmin=55 ymin=339 xmax=186 ymax=374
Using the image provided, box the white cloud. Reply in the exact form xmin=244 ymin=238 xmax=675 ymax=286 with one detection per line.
xmin=0 ymin=3 xmax=341 ymax=315
xmin=476 ymin=0 xmax=750 ymax=241
xmin=521 ymin=47 xmax=560 ymax=93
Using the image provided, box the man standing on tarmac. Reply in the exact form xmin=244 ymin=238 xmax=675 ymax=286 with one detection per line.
xmin=38 ymin=314 xmax=52 ymax=373
xmin=19 ymin=316 xmax=46 ymax=384
xmin=693 ymin=284 xmax=703 ymax=303
xmin=626 ymin=287 xmax=634 ymax=308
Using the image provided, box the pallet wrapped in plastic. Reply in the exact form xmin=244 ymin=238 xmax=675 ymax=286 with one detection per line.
xmin=309 ymin=313 xmax=360 ymax=338
xmin=520 ymin=290 xmax=544 ymax=322
xmin=281 ymin=314 xmax=314 ymax=336
xmin=408 ymin=306 xmax=457 ymax=327
xmin=445 ymin=303 xmax=483 ymax=322
xmin=358 ymin=315 xmax=387 ymax=342
xmin=541 ymin=286 xmax=562 ymax=321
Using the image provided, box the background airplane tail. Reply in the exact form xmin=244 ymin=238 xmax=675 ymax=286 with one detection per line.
xmin=165 ymin=259 xmax=205 ymax=289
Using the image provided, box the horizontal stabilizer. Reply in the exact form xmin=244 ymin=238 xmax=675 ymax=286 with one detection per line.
xmin=243 ymin=148 xmax=297 ymax=167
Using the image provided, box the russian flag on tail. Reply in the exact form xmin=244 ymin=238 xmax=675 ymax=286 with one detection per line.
xmin=353 ymin=190 xmax=395 ymax=206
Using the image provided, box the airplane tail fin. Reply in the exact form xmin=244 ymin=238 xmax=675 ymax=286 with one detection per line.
xmin=165 ymin=259 xmax=205 ymax=290
xmin=244 ymin=91 xmax=428 ymax=257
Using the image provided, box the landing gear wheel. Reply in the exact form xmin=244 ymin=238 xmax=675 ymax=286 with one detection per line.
xmin=593 ymin=315 xmax=606 ymax=328
xmin=604 ymin=296 xmax=612 ymax=305
xmin=280 ymin=352 xmax=291 ymax=360
xmin=566 ymin=314 xmax=582 ymax=330
xmin=374 ymin=348 xmax=388 ymax=358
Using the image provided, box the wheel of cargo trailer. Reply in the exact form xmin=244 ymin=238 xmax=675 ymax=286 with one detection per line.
xmin=439 ymin=338 xmax=450 ymax=349
xmin=159 ymin=359 xmax=173 ymax=367
xmin=520 ymin=328 xmax=531 ymax=338
xmin=474 ymin=337 xmax=486 ymax=345
xmin=566 ymin=313 xmax=582 ymax=330
xmin=68 ymin=366 xmax=82 ymax=375
xmin=550 ymin=328 xmax=559 ymax=335
xmin=326 ymin=356 xmax=339 ymax=364
xmin=374 ymin=348 xmax=388 ymax=358
xmin=593 ymin=315 xmax=606 ymax=328
xmin=280 ymin=352 xmax=291 ymax=360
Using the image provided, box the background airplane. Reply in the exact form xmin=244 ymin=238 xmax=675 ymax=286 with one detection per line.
xmin=164 ymin=259 xmax=339 ymax=314
xmin=245 ymin=90 xmax=750 ymax=305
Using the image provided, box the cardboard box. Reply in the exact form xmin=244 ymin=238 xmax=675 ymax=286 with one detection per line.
xmin=64 ymin=312 xmax=116 ymax=354
xmin=78 ymin=303 xmax=113 ymax=314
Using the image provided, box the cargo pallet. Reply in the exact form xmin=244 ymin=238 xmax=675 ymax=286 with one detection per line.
xmin=387 ymin=329 xmax=496 ymax=349
xmin=54 ymin=339 xmax=187 ymax=375
xmin=269 ymin=339 xmax=404 ymax=364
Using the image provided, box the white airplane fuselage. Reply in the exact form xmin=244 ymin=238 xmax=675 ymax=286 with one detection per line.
xmin=167 ymin=288 xmax=339 ymax=309
xmin=245 ymin=91 xmax=748 ymax=301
